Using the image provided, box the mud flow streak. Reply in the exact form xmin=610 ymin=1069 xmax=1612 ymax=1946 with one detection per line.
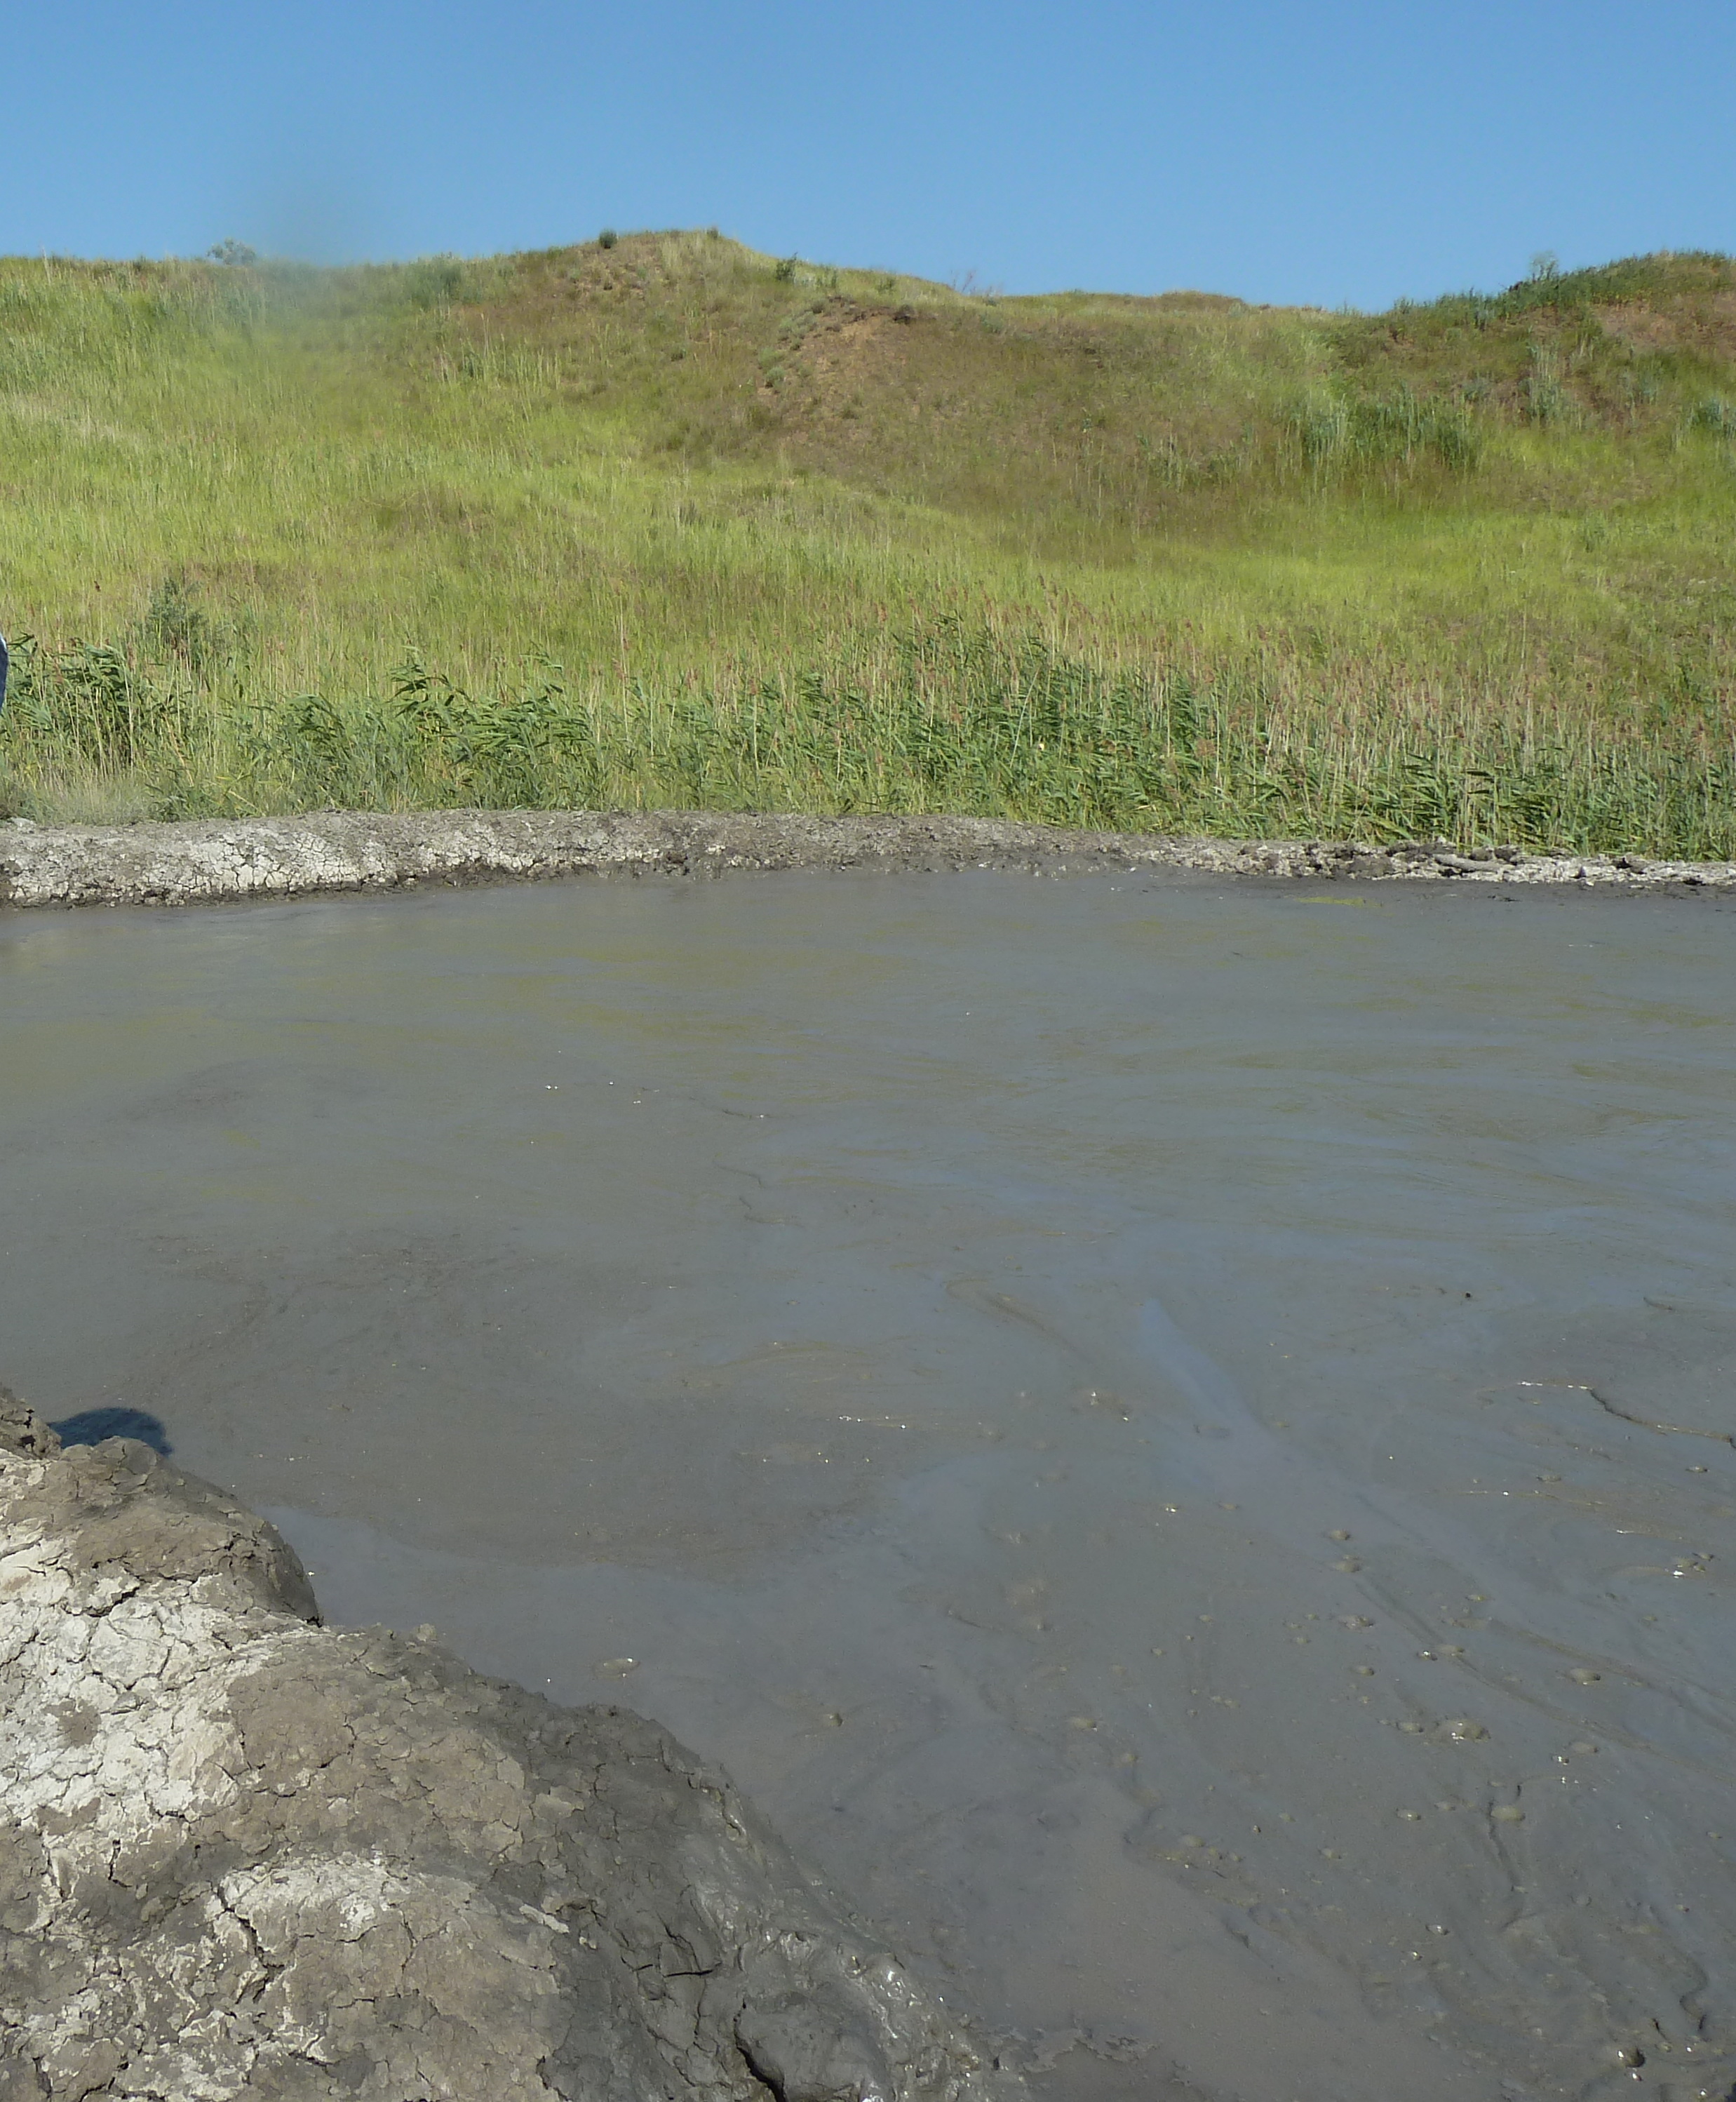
xmin=2 ymin=869 xmax=1733 ymax=2102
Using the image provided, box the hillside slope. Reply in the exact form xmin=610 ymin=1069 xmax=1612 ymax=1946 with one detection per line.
xmin=1 ymin=234 xmax=1732 ymax=850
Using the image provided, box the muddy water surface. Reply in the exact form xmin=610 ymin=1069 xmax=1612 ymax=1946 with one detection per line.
xmin=4 ymin=872 xmax=1735 ymax=2102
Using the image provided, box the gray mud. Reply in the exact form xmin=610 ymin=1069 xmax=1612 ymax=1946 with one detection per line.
xmin=3 ymin=869 xmax=1735 ymax=2101
xmin=1 ymin=808 xmax=1732 ymax=909
xmin=0 ymin=1393 xmax=1011 ymax=2101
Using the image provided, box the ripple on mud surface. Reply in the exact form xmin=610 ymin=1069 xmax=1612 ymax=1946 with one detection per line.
xmin=2 ymin=871 xmax=1734 ymax=2102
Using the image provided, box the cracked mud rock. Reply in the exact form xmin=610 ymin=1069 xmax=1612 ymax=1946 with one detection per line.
xmin=0 ymin=1392 xmax=1020 ymax=2101
xmin=2 ymin=808 xmax=1732 ymax=909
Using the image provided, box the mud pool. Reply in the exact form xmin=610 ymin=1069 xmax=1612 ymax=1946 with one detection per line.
xmin=3 ymin=870 xmax=1734 ymax=2102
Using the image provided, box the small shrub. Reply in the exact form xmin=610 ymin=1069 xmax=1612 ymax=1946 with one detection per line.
xmin=140 ymin=575 xmax=224 ymax=674
xmin=1296 ymin=394 xmax=1350 ymax=466
xmin=405 ymin=255 xmax=466 ymax=309
xmin=1523 ymin=345 xmax=1569 ymax=425
xmin=1291 ymin=389 xmax=1481 ymax=474
xmin=774 ymin=255 xmax=798 ymax=283
xmin=288 ymin=693 xmax=351 ymax=767
xmin=598 ymin=229 xmax=618 ymax=250
xmin=1431 ymin=405 xmax=1481 ymax=470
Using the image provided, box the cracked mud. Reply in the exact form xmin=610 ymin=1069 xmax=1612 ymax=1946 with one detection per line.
xmin=0 ymin=1393 xmax=1017 ymax=2102
xmin=2 ymin=808 xmax=1733 ymax=911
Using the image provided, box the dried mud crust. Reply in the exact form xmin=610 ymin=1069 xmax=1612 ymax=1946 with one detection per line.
xmin=2 ymin=810 xmax=1732 ymax=910
xmin=0 ymin=1391 xmax=1021 ymax=2102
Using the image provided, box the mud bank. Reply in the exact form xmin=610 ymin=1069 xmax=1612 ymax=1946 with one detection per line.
xmin=3 ymin=808 xmax=1732 ymax=909
xmin=0 ymin=1391 xmax=1018 ymax=2102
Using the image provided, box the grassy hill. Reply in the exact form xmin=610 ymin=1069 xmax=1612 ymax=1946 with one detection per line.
xmin=2 ymin=232 xmax=1734 ymax=850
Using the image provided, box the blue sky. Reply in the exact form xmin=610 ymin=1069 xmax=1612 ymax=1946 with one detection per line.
xmin=1 ymin=1 xmax=1730 ymax=309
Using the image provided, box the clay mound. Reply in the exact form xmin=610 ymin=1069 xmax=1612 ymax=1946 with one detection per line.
xmin=0 ymin=1388 xmax=1021 ymax=2102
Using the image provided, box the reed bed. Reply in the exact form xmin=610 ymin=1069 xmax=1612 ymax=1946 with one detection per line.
xmin=5 ymin=621 xmax=1732 ymax=858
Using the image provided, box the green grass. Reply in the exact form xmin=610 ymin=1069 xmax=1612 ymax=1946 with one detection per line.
xmin=2 ymin=234 xmax=1734 ymax=851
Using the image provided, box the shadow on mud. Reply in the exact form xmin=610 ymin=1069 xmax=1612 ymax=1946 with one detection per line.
xmin=49 ymin=1406 xmax=173 ymax=1454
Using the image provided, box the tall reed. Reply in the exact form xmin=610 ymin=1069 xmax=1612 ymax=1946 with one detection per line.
xmin=5 ymin=622 xmax=1731 ymax=857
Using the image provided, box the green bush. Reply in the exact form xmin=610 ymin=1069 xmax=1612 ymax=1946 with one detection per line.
xmin=405 ymin=255 xmax=466 ymax=309
xmin=1523 ymin=346 xmax=1569 ymax=426
xmin=1291 ymin=388 xmax=1481 ymax=473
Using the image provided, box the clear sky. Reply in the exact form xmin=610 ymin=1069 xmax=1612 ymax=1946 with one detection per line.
xmin=2 ymin=1 xmax=1730 ymax=310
